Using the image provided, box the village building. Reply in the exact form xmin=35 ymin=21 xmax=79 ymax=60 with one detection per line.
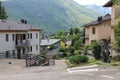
xmin=40 ymin=39 xmax=61 ymax=63
xmin=82 ymin=14 xmax=111 ymax=45
xmin=40 ymin=39 xmax=60 ymax=53
xmin=0 ymin=19 xmax=41 ymax=59
xmin=103 ymin=0 xmax=120 ymax=44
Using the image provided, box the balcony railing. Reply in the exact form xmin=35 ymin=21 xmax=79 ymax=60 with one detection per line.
xmin=16 ymin=40 xmax=31 ymax=48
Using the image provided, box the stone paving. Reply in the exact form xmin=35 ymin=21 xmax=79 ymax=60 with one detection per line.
xmin=0 ymin=60 xmax=119 ymax=80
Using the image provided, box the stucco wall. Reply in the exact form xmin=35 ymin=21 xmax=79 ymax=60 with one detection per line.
xmin=0 ymin=31 xmax=41 ymax=56
xmin=0 ymin=32 xmax=16 ymax=52
xmin=97 ymin=20 xmax=111 ymax=40
xmin=111 ymin=5 xmax=120 ymax=26
xmin=85 ymin=20 xmax=111 ymax=45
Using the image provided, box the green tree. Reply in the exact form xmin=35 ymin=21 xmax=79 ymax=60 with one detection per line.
xmin=74 ymin=28 xmax=79 ymax=34
xmin=74 ymin=39 xmax=82 ymax=50
xmin=83 ymin=45 xmax=89 ymax=55
xmin=69 ymin=28 xmax=73 ymax=35
xmin=113 ymin=0 xmax=120 ymax=4
xmin=91 ymin=42 xmax=101 ymax=60
xmin=115 ymin=22 xmax=120 ymax=53
xmin=0 ymin=1 xmax=8 ymax=19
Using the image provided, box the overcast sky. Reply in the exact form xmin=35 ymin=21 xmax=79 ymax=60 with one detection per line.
xmin=74 ymin=0 xmax=110 ymax=5
xmin=0 ymin=0 xmax=110 ymax=6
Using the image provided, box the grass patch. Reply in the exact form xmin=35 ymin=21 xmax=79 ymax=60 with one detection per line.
xmin=65 ymin=58 xmax=120 ymax=68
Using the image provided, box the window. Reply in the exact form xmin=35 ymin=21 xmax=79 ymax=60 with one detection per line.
xmin=6 ymin=51 xmax=9 ymax=58
xmin=36 ymin=45 xmax=38 ymax=51
xmin=6 ymin=34 xmax=9 ymax=42
xmin=28 ymin=33 xmax=29 ymax=39
xmin=23 ymin=48 xmax=25 ymax=55
xmin=36 ymin=33 xmax=38 ymax=39
xmin=23 ymin=34 xmax=26 ymax=40
xmin=30 ymin=33 xmax=32 ymax=39
xmin=12 ymin=34 xmax=15 ymax=41
xmin=92 ymin=28 xmax=96 ymax=34
xmin=30 ymin=46 xmax=32 ymax=52
xmin=12 ymin=50 xmax=15 ymax=56
xmin=27 ymin=47 xmax=29 ymax=52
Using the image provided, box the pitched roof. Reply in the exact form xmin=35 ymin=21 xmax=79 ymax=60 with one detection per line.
xmin=40 ymin=39 xmax=61 ymax=46
xmin=0 ymin=20 xmax=40 ymax=31
xmin=81 ymin=14 xmax=111 ymax=27
xmin=103 ymin=0 xmax=113 ymax=7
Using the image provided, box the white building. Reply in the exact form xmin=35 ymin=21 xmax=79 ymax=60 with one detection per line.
xmin=0 ymin=19 xmax=41 ymax=59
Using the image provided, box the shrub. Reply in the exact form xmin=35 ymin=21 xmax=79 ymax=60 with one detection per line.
xmin=74 ymin=39 xmax=82 ymax=50
xmin=91 ymin=42 xmax=101 ymax=60
xmin=74 ymin=50 xmax=81 ymax=55
xmin=67 ymin=46 xmax=75 ymax=54
xmin=79 ymin=55 xmax=89 ymax=62
xmin=83 ymin=45 xmax=89 ymax=55
xmin=58 ymin=54 xmax=64 ymax=58
xmin=69 ymin=55 xmax=89 ymax=64
xmin=59 ymin=46 xmax=66 ymax=52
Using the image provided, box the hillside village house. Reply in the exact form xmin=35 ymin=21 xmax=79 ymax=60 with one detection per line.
xmin=83 ymin=14 xmax=111 ymax=45
xmin=103 ymin=0 xmax=120 ymax=44
xmin=40 ymin=39 xmax=60 ymax=53
xmin=0 ymin=19 xmax=41 ymax=59
xmin=40 ymin=39 xmax=60 ymax=62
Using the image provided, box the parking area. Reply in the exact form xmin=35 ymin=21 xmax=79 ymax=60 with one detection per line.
xmin=0 ymin=60 xmax=119 ymax=80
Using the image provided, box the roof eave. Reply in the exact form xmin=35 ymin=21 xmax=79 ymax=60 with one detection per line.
xmin=103 ymin=0 xmax=113 ymax=7
xmin=83 ymin=18 xmax=111 ymax=28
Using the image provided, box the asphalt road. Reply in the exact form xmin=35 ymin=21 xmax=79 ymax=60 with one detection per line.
xmin=0 ymin=60 xmax=119 ymax=80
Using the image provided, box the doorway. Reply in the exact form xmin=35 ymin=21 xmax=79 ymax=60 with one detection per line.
xmin=17 ymin=49 xmax=21 ymax=59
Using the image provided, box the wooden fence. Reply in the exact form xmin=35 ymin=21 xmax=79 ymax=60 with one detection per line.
xmin=25 ymin=54 xmax=41 ymax=67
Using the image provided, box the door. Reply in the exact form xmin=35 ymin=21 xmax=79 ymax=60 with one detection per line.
xmin=17 ymin=49 xmax=21 ymax=59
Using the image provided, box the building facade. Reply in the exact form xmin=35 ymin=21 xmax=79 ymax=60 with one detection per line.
xmin=0 ymin=20 xmax=41 ymax=59
xmin=103 ymin=0 xmax=120 ymax=44
xmin=83 ymin=14 xmax=111 ymax=45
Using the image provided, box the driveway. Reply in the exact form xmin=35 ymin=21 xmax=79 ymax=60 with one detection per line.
xmin=0 ymin=60 xmax=119 ymax=80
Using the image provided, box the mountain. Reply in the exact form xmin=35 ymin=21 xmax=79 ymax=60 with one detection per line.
xmin=2 ymin=0 xmax=100 ymax=33
xmin=83 ymin=4 xmax=111 ymax=15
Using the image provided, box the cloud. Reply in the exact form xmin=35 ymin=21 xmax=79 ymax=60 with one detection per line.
xmin=74 ymin=0 xmax=110 ymax=5
xmin=0 ymin=0 xmax=11 ymax=1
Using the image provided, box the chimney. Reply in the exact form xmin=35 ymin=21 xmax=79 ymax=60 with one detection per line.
xmin=21 ymin=19 xmax=27 ymax=24
xmin=98 ymin=16 xmax=102 ymax=22
xmin=24 ymin=20 xmax=27 ymax=24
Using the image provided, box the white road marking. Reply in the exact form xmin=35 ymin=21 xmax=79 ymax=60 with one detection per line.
xmin=67 ymin=69 xmax=72 ymax=73
xmin=72 ymin=72 xmax=95 ymax=75
xmin=101 ymin=75 xmax=115 ymax=79
xmin=69 ymin=65 xmax=98 ymax=70
xmin=100 ymin=69 xmax=118 ymax=72
xmin=70 ymin=68 xmax=99 ymax=73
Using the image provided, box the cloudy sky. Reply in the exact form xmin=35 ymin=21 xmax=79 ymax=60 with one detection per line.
xmin=74 ymin=0 xmax=110 ymax=5
xmin=0 ymin=0 xmax=110 ymax=6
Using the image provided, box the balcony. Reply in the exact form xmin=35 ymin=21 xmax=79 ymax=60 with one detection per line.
xmin=16 ymin=40 xmax=31 ymax=48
